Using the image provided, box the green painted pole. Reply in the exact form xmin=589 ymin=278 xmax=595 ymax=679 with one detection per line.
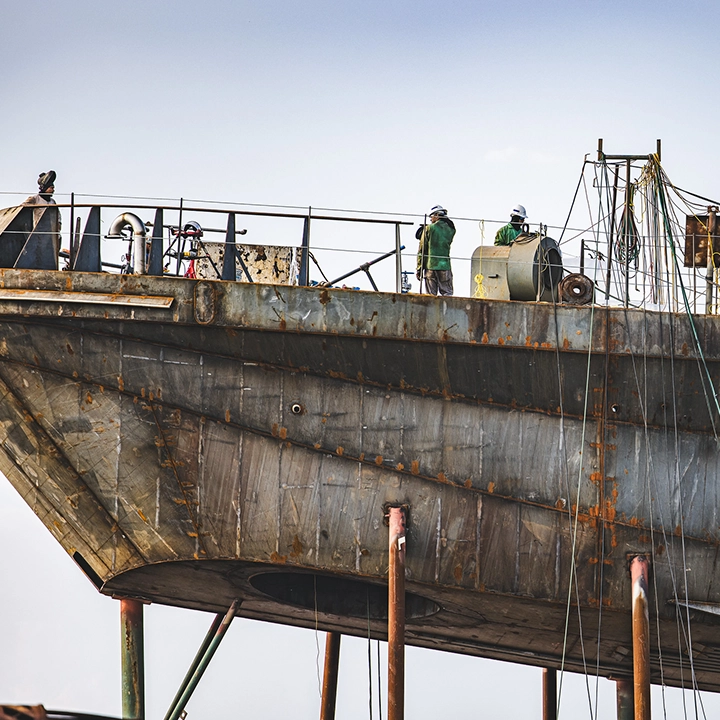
xmin=165 ymin=600 xmax=239 ymax=720
xmin=162 ymin=613 xmax=224 ymax=720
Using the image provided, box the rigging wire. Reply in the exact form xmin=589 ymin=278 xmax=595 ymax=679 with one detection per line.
xmin=558 ymin=159 xmax=591 ymax=244
xmin=556 ymin=158 xmax=606 ymax=720
xmin=627 ymin=158 xmax=720 ymax=718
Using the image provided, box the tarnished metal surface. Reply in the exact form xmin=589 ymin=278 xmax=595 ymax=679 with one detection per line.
xmin=685 ymin=213 xmax=720 ymax=268
xmin=196 ymin=242 xmax=296 ymax=284
xmin=0 ymin=270 xmax=719 ymax=690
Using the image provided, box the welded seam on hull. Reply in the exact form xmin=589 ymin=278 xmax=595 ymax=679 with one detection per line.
xmin=148 ymin=403 xmax=208 ymax=557
xmin=10 ymin=316 xmax=713 ymax=434
xmin=0 ymin=355 xmax=708 ymax=544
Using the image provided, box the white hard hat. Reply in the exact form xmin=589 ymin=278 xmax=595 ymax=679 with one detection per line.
xmin=511 ymin=204 xmax=527 ymax=219
xmin=429 ymin=205 xmax=447 ymax=216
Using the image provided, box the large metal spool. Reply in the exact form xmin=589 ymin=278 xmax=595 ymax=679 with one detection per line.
xmin=506 ymin=233 xmax=563 ymax=301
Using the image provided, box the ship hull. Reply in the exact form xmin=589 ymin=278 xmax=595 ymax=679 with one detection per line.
xmin=2 ymin=270 xmax=720 ymax=689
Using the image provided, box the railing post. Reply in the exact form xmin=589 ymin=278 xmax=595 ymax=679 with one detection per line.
xmin=630 ymin=555 xmax=651 ymax=720
xmin=395 ymin=223 xmax=402 ymax=293
xmin=148 ymin=208 xmax=164 ymax=276
xmin=387 ymin=506 xmax=406 ymax=720
xmin=222 ymin=212 xmax=237 ymax=280
xmin=320 ymin=631 xmax=341 ymax=720
xmin=299 ymin=208 xmax=311 ymax=286
xmin=73 ymin=206 xmax=102 ymax=272
xmin=120 ymin=598 xmax=145 ymax=720
xmin=69 ymin=192 xmax=75 ymax=267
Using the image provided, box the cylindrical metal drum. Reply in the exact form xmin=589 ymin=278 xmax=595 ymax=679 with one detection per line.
xmin=507 ymin=234 xmax=562 ymax=301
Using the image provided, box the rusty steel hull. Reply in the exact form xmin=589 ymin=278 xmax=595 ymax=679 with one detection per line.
xmin=2 ymin=270 xmax=720 ymax=690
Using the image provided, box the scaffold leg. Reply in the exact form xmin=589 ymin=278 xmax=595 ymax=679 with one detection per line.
xmin=387 ymin=506 xmax=406 ymax=720
xmin=120 ymin=598 xmax=145 ymax=720
xmin=631 ymin=556 xmax=651 ymax=720
xmin=542 ymin=668 xmax=557 ymax=720
xmin=320 ymin=631 xmax=341 ymax=720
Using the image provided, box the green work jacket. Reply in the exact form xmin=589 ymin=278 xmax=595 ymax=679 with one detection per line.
xmin=494 ymin=223 xmax=521 ymax=246
xmin=417 ymin=217 xmax=455 ymax=271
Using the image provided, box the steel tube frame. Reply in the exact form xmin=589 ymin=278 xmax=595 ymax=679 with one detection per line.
xmin=319 ymin=631 xmax=342 ymax=720
xmin=164 ymin=599 xmax=240 ymax=720
xmin=542 ymin=668 xmax=557 ymax=720
xmin=120 ymin=598 xmax=145 ymax=720
xmin=387 ymin=506 xmax=407 ymax=720
xmin=631 ymin=556 xmax=651 ymax=720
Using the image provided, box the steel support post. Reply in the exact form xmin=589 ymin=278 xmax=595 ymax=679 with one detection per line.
xmin=395 ymin=223 xmax=402 ymax=293
xmin=542 ymin=668 xmax=557 ymax=720
xmin=387 ymin=506 xmax=407 ymax=720
xmin=120 ymin=598 xmax=145 ymax=720
xmin=631 ymin=556 xmax=651 ymax=720
xmin=615 ymin=678 xmax=634 ymax=720
xmin=706 ymin=206 xmax=717 ymax=314
xmin=164 ymin=599 xmax=239 ymax=720
xmin=319 ymin=632 xmax=342 ymax=720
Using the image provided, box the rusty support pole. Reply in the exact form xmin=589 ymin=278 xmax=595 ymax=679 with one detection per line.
xmin=631 ymin=556 xmax=651 ymax=720
xmin=120 ymin=598 xmax=145 ymax=720
xmin=615 ymin=678 xmax=634 ymax=720
xmin=542 ymin=668 xmax=557 ymax=720
xmin=387 ymin=506 xmax=407 ymax=720
xmin=319 ymin=631 xmax=341 ymax=720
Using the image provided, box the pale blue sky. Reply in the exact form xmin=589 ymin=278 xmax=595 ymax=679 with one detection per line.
xmin=2 ymin=1 xmax=720 ymax=717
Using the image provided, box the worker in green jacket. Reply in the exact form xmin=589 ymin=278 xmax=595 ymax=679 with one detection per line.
xmin=494 ymin=204 xmax=527 ymax=246
xmin=416 ymin=205 xmax=456 ymax=296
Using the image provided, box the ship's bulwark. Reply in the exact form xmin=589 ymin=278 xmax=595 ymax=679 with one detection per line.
xmin=1 ymin=270 xmax=720 ymax=689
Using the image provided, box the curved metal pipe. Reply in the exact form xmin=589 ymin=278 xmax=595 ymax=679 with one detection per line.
xmin=107 ymin=212 xmax=147 ymax=274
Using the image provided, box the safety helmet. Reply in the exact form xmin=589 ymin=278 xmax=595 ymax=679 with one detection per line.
xmin=182 ymin=221 xmax=204 ymax=238
xmin=511 ymin=204 xmax=527 ymax=220
xmin=429 ymin=205 xmax=447 ymax=217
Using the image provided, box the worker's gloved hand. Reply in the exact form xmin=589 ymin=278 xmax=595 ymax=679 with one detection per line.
xmin=416 ymin=269 xmax=422 ymax=281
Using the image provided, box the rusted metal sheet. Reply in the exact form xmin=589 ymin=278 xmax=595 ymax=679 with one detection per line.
xmin=0 ymin=270 xmax=719 ymax=690
xmin=685 ymin=214 xmax=720 ymax=267
xmin=195 ymin=242 xmax=296 ymax=284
